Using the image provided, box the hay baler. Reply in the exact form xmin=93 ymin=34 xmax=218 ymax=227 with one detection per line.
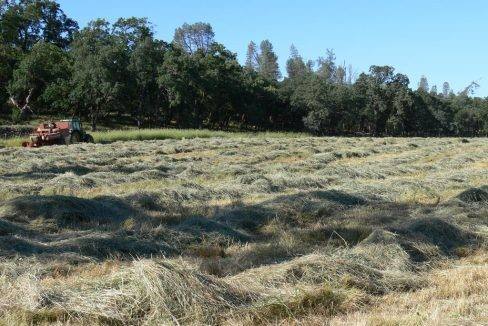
xmin=22 ymin=118 xmax=94 ymax=148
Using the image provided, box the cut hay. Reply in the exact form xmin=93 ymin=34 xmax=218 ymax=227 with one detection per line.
xmin=0 ymin=136 xmax=486 ymax=324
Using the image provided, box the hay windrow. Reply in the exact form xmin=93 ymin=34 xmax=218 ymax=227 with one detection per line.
xmin=0 ymin=136 xmax=487 ymax=324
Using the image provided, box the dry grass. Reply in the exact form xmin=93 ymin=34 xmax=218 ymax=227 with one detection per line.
xmin=0 ymin=136 xmax=487 ymax=325
xmin=330 ymin=251 xmax=488 ymax=326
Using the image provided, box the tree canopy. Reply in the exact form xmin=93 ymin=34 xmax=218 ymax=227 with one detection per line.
xmin=0 ymin=0 xmax=487 ymax=136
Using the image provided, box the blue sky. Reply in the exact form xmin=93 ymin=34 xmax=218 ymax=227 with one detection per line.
xmin=58 ymin=0 xmax=487 ymax=96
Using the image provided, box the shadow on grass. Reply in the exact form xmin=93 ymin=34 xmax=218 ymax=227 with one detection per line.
xmin=0 ymin=187 xmax=483 ymax=263
xmin=0 ymin=233 xmax=175 ymax=258
xmin=2 ymin=164 xmax=94 ymax=180
xmin=0 ymin=194 xmax=176 ymax=259
xmin=211 ymin=189 xmax=481 ymax=263
xmin=1 ymin=195 xmax=139 ymax=227
xmin=212 ymin=190 xmax=370 ymax=235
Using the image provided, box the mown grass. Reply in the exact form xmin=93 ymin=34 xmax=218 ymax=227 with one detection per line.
xmin=0 ymin=136 xmax=486 ymax=325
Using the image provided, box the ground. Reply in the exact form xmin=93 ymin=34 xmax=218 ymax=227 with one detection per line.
xmin=0 ymin=136 xmax=487 ymax=325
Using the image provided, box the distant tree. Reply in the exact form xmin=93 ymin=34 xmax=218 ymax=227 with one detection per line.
xmin=113 ymin=17 xmax=167 ymax=127
xmin=257 ymin=40 xmax=281 ymax=81
xmin=7 ymin=41 xmax=71 ymax=117
xmin=459 ymin=80 xmax=480 ymax=97
xmin=245 ymin=41 xmax=259 ymax=71
xmin=0 ymin=43 xmax=21 ymax=111
xmin=128 ymin=38 xmax=167 ymax=126
xmin=241 ymin=69 xmax=281 ymax=129
xmin=335 ymin=65 xmax=346 ymax=84
xmin=286 ymin=44 xmax=307 ymax=79
xmin=294 ymin=74 xmax=333 ymax=134
xmin=481 ymin=103 xmax=488 ymax=136
xmin=306 ymin=60 xmax=315 ymax=72
xmin=159 ymin=43 xmax=246 ymax=128
xmin=386 ymin=87 xmax=414 ymax=135
xmin=158 ymin=46 xmax=199 ymax=127
xmin=113 ymin=17 xmax=153 ymax=49
xmin=369 ymin=65 xmax=395 ymax=84
xmin=70 ymin=19 xmax=127 ymax=131
xmin=418 ymin=75 xmax=429 ymax=92
xmin=198 ymin=43 xmax=248 ymax=128
xmin=346 ymin=64 xmax=356 ymax=85
xmin=317 ymin=49 xmax=336 ymax=82
xmin=0 ymin=0 xmax=78 ymax=51
xmin=353 ymin=66 xmax=411 ymax=135
xmin=454 ymin=108 xmax=482 ymax=136
xmin=297 ymin=73 xmax=359 ymax=135
xmin=430 ymin=85 xmax=438 ymax=95
xmin=365 ymin=67 xmax=392 ymax=135
xmin=303 ymin=108 xmax=329 ymax=135
xmin=442 ymin=82 xmax=451 ymax=98
xmin=1 ymin=0 xmax=487 ymax=138
xmin=0 ymin=0 xmax=78 ymax=111
xmin=173 ymin=22 xmax=215 ymax=54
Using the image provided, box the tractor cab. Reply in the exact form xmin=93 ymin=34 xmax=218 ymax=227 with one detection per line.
xmin=60 ymin=118 xmax=82 ymax=132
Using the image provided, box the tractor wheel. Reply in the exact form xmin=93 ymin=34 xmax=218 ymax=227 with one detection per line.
xmin=65 ymin=131 xmax=81 ymax=145
xmin=84 ymin=134 xmax=94 ymax=143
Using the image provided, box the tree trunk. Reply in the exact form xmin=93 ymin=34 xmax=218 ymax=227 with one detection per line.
xmin=9 ymin=88 xmax=34 ymax=119
xmin=137 ymin=91 xmax=145 ymax=129
xmin=91 ymin=107 xmax=98 ymax=131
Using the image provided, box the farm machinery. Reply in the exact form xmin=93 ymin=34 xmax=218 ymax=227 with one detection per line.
xmin=22 ymin=118 xmax=94 ymax=148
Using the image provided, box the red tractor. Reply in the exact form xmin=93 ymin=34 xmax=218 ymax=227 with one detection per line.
xmin=22 ymin=118 xmax=94 ymax=148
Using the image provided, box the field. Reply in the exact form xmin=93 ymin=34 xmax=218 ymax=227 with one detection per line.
xmin=0 ymin=128 xmax=306 ymax=148
xmin=0 ymin=135 xmax=487 ymax=325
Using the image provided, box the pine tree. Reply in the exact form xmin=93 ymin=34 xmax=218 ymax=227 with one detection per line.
xmin=245 ymin=41 xmax=258 ymax=71
xmin=418 ymin=75 xmax=429 ymax=92
xmin=430 ymin=85 xmax=438 ymax=95
xmin=336 ymin=65 xmax=346 ymax=84
xmin=286 ymin=44 xmax=306 ymax=79
xmin=442 ymin=82 xmax=451 ymax=98
xmin=317 ymin=49 xmax=336 ymax=81
xmin=257 ymin=40 xmax=281 ymax=80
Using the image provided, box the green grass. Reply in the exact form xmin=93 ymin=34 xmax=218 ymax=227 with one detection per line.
xmin=92 ymin=128 xmax=232 ymax=143
xmin=0 ymin=128 xmax=307 ymax=147
xmin=0 ymin=137 xmax=26 ymax=147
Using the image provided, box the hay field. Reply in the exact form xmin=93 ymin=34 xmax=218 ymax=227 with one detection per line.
xmin=0 ymin=136 xmax=487 ymax=325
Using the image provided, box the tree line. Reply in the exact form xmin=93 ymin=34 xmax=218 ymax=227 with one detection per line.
xmin=1 ymin=0 xmax=487 ymax=136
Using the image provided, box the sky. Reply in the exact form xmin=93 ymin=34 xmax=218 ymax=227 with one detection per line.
xmin=57 ymin=0 xmax=488 ymax=96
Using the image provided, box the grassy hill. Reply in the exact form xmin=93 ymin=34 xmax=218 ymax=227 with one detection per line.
xmin=0 ymin=136 xmax=487 ymax=325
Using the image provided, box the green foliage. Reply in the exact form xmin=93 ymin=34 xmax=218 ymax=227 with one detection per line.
xmin=113 ymin=17 xmax=167 ymax=126
xmin=70 ymin=19 xmax=128 ymax=130
xmin=173 ymin=22 xmax=215 ymax=54
xmin=0 ymin=0 xmax=78 ymax=51
xmin=0 ymin=0 xmax=487 ymax=137
xmin=10 ymin=106 xmax=23 ymax=123
xmin=158 ymin=42 xmax=270 ymax=129
xmin=0 ymin=37 xmax=22 ymax=112
xmin=454 ymin=108 xmax=483 ymax=136
xmin=245 ymin=41 xmax=259 ymax=71
xmin=258 ymin=40 xmax=281 ymax=81
xmin=418 ymin=75 xmax=429 ymax=92
xmin=8 ymin=41 xmax=71 ymax=115
xmin=286 ymin=44 xmax=308 ymax=80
